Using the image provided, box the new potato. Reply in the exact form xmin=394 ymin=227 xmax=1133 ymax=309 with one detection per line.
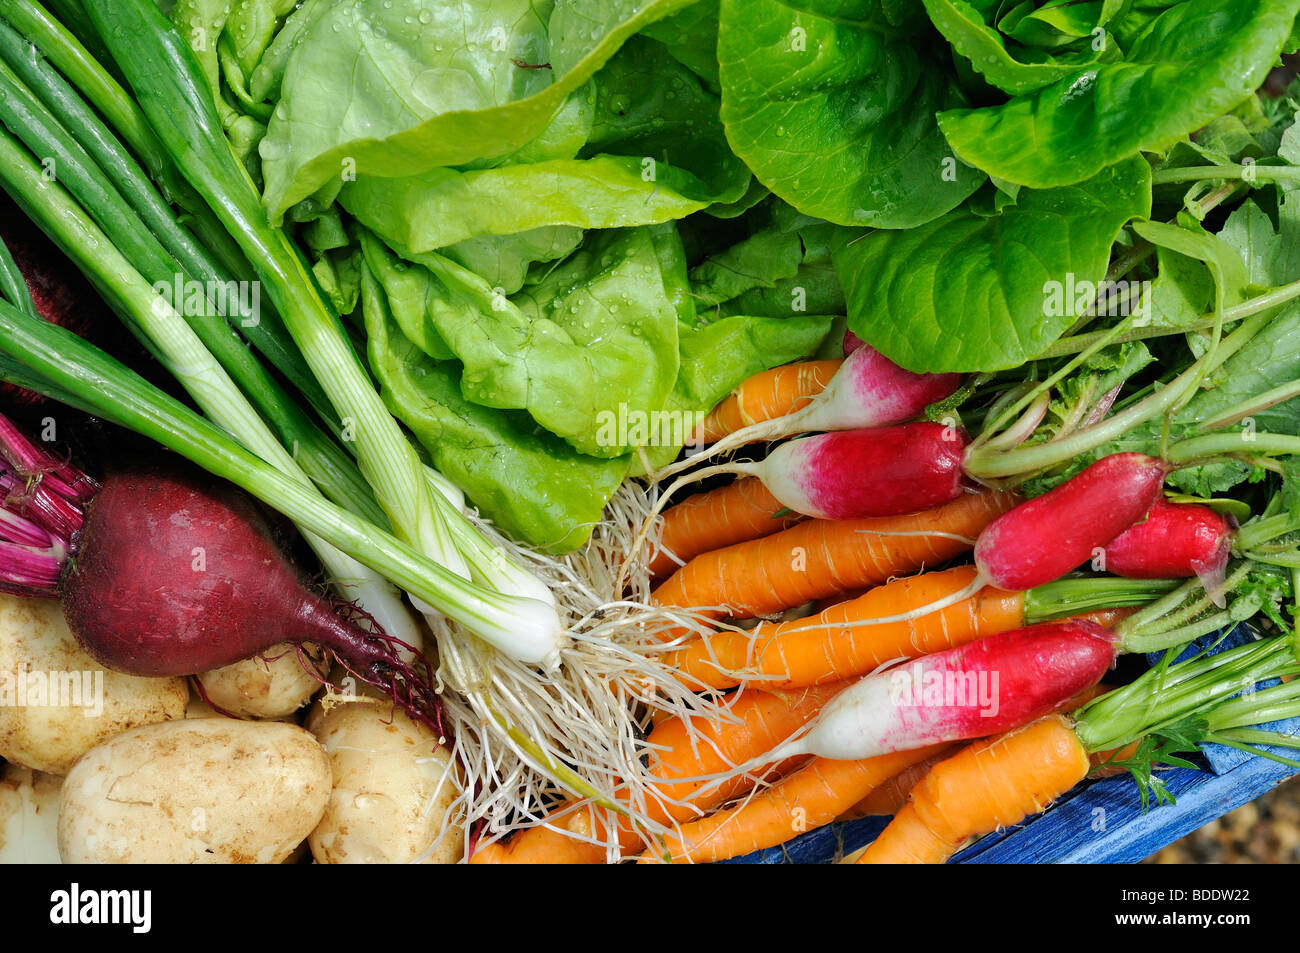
xmin=0 ymin=763 xmax=61 ymax=864
xmin=307 ymin=697 xmax=463 ymax=864
xmin=195 ymin=642 xmax=327 ymax=718
xmin=0 ymin=595 xmax=187 ymax=774
xmin=58 ymin=719 xmax=330 ymax=864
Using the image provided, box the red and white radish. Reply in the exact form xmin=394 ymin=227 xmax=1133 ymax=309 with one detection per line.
xmin=764 ymin=620 xmax=1117 ymax=762
xmin=974 ymin=453 xmax=1172 ymax=592
xmin=755 ymin=423 xmax=969 ymax=520
xmin=664 ymin=344 xmax=961 ymax=477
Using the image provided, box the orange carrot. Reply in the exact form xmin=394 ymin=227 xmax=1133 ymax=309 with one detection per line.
xmin=468 ymin=684 xmax=843 ymax=864
xmin=666 ymin=583 xmax=1141 ymax=691
xmin=664 ymin=565 xmax=1023 ymax=690
xmin=648 ymin=478 xmax=802 ymax=578
xmin=839 ymin=746 xmax=960 ymax=820
xmin=639 ymin=744 xmax=949 ymax=863
xmin=855 ymin=715 xmax=1091 ymax=864
xmin=1089 ymin=739 xmax=1143 ymax=778
xmin=650 ymin=488 xmax=1017 ymax=632
xmin=691 ymin=359 xmax=843 ymax=444
xmin=840 ymin=682 xmax=1111 ymax=821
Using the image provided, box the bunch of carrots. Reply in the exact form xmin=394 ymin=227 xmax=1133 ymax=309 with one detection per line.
xmin=472 ymin=339 xmax=1300 ymax=864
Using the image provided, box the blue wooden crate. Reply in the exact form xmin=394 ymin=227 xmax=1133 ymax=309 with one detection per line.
xmin=726 ymin=625 xmax=1300 ymax=864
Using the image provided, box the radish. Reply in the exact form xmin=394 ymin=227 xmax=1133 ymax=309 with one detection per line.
xmin=663 ymin=422 xmax=968 ymax=521
xmin=764 ymin=620 xmax=1117 ymax=762
xmin=769 ymin=451 xmax=1174 ymax=637
xmin=664 ymin=344 xmax=962 ymax=477
xmin=974 ymin=453 xmax=1172 ymax=592
xmin=1101 ymin=499 xmax=1232 ymax=580
xmin=843 ymin=329 xmax=866 ymax=355
xmin=745 ymin=423 xmax=969 ymax=520
xmin=629 ymin=422 xmax=972 ymax=568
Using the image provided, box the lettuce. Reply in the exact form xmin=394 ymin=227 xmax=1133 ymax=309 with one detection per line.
xmin=258 ymin=0 xmax=700 ymax=220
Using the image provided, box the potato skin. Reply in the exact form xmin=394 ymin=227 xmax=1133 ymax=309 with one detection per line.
xmin=58 ymin=719 xmax=330 ymax=864
xmin=0 ymin=596 xmax=187 ymax=774
xmin=307 ymin=699 xmax=463 ymax=864
xmin=0 ymin=764 xmax=62 ymax=864
xmin=195 ymin=642 xmax=327 ymax=718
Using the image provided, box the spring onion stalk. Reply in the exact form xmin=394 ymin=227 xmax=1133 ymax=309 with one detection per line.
xmin=3 ymin=0 xmax=538 ymax=616
xmin=0 ymin=0 xmax=252 ymax=272
xmin=0 ymin=297 xmax=566 ymax=667
xmin=0 ymin=21 xmax=359 ymax=485
xmin=0 ymin=1 xmax=333 ymax=426
xmin=0 ymin=59 xmax=378 ymax=520
xmin=82 ymin=0 xmax=471 ymax=575
xmin=82 ymin=0 xmax=565 ymax=653
xmin=0 ymin=129 xmax=431 ymax=650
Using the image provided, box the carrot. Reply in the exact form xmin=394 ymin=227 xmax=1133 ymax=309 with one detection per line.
xmin=468 ymin=684 xmax=842 ymax=863
xmin=663 ymin=570 xmax=1150 ymax=691
xmin=648 ymin=478 xmax=802 ymax=578
xmin=664 ymin=565 xmax=1023 ymax=690
xmin=840 ymin=682 xmax=1111 ymax=822
xmin=650 ymin=488 xmax=1017 ymax=631
xmin=855 ymin=715 xmax=1090 ymax=864
xmin=469 ymin=816 xmax=612 ymax=865
xmin=639 ymin=745 xmax=949 ymax=864
xmin=839 ymin=746 xmax=960 ymax=820
xmin=691 ymin=359 xmax=842 ymax=445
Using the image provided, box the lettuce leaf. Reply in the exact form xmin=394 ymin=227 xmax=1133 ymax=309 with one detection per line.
xmin=259 ymin=0 xmax=700 ymax=220
xmin=337 ymin=35 xmax=749 ymax=251
xmin=359 ymin=226 xmax=681 ymax=459
xmin=833 ymin=154 xmax=1151 ymax=372
xmin=936 ymin=0 xmax=1300 ymax=188
xmin=717 ymin=0 xmax=985 ymax=227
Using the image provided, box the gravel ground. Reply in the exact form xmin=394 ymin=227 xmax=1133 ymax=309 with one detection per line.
xmin=1142 ymin=776 xmax=1300 ymax=863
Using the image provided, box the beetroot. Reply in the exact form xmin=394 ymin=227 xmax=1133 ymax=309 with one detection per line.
xmin=61 ymin=465 xmax=443 ymax=735
xmin=0 ymin=199 xmax=104 ymax=405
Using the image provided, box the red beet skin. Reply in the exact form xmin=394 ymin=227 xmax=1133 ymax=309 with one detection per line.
xmin=975 ymin=453 xmax=1171 ymax=591
xmin=60 ymin=466 xmax=447 ymax=735
xmin=0 ymin=203 xmax=102 ymax=405
xmin=61 ymin=467 xmax=404 ymax=683
xmin=765 ymin=422 xmax=969 ymax=519
xmin=1102 ymin=499 xmax=1232 ymax=579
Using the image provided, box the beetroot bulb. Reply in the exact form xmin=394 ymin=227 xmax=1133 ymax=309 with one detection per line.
xmin=60 ymin=465 xmax=444 ymax=736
